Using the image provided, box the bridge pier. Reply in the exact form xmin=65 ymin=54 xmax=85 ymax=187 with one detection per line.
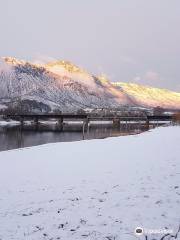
xmin=157 ymin=120 xmax=159 ymax=127
xmin=20 ymin=117 xmax=24 ymax=128
xmin=34 ymin=117 xmax=39 ymax=131
xmin=57 ymin=117 xmax=63 ymax=131
xmin=82 ymin=118 xmax=89 ymax=139
xmin=145 ymin=119 xmax=150 ymax=130
xmin=128 ymin=120 xmax=131 ymax=130
xmin=113 ymin=118 xmax=120 ymax=128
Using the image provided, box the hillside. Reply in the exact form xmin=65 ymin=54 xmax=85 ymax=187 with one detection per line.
xmin=113 ymin=82 xmax=180 ymax=110
xmin=0 ymin=57 xmax=133 ymax=112
xmin=0 ymin=57 xmax=180 ymax=112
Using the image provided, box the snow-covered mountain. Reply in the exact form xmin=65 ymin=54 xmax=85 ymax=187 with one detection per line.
xmin=0 ymin=57 xmax=133 ymax=112
xmin=0 ymin=57 xmax=180 ymax=112
xmin=113 ymin=82 xmax=180 ymax=110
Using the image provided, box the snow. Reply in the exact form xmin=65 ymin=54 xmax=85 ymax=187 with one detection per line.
xmin=0 ymin=120 xmax=20 ymax=126
xmin=0 ymin=126 xmax=180 ymax=240
xmin=113 ymin=82 xmax=180 ymax=110
xmin=45 ymin=61 xmax=98 ymax=89
xmin=0 ymin=104 xmax=7 ymax=110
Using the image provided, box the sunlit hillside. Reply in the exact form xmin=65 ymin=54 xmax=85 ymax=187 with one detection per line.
xmin=0 ymin=57 xmax=180 ymax=111
xmin=113 ymin=82 xmax=180 ymax=110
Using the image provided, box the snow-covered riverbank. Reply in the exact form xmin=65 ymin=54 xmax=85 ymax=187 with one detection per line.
xmin=0 ymin=126 xmax=180 ymax=240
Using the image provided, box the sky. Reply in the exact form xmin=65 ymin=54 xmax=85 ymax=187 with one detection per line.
xmin=0 ymin=0 xmax=180 ymax=91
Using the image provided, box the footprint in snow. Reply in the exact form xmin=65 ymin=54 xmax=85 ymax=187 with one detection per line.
xmin=58 ymin=222 xmax=68 ymax=229
xmin=22 ymin=213 xmax=33 ymax=216
xmin=143 ymin=195 xmax=150 ymax=198
xmin=80 ymin=219 xmax=87 ymax=225
xmin=69 ymin=197 xmax=81 ymax=201
xmin=155 ymin=200 xmax=163 ymax=205
xmin=102 ymin=191 xmax=108 ymax=195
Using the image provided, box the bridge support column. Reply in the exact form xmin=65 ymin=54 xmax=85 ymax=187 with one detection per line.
xmin=34 ymin=117 xmax=39 ymax=131
xmin=20 ymin=117 xmax=24 ymax=128
xmin=157 ymin=120 xmax=159 ymax=127
xmin=145 ymin=119 xmax=150 ymax=130
xmin=113 ymin=118 xmax=120 ymax=128
xmin=82 ymin=118 xmax=89 ymax=139
xmin=57 ymin=117 xmax=63 ymax=131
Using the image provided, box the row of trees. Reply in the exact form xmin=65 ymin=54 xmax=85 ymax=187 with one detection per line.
xmin=0 ymin=100 xmax=51 ymax=115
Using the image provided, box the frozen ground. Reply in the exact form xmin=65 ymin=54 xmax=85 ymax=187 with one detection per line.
xmin=0 ymin=126 xmax=180 ymax=240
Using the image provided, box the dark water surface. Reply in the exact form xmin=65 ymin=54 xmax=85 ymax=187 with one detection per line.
xmin=0 ymin=123 xmax=152 ymax=152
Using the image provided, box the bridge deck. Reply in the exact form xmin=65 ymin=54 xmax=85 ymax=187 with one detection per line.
xmin=4 ymin=114 xmax=172 ymax=121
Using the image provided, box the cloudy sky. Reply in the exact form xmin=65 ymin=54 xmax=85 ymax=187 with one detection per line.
xmin=0 ymin=0 xmax=179 ymax=91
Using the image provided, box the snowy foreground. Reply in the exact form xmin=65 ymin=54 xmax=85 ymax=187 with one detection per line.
xmin=0 ymin=126 xmax=180 ymax=240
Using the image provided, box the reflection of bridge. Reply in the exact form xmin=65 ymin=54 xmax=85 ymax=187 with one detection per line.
xmin=4 ymin=113 xmax=173 ymax=131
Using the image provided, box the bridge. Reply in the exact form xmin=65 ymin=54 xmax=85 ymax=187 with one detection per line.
xmin=4 ymin=113 xmax=172 ymax=121
xmin=4 ymin=113 xmax=172 ymax=131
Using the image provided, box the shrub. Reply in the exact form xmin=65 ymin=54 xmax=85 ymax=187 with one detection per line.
xmin=172 ymin=112 xmax=180 ymax=124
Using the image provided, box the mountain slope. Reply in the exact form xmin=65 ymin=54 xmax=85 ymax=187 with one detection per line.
xmin=0 ymin=58 xmax=133 ymax=112
xmin=0 ymin=57 xmax=180 ymax=112
xmin=113 ymin=82 xmax=180 ymax=110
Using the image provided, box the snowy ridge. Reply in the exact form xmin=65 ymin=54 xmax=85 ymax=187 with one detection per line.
xmin=113 ymin=82 xmax=180 ymax=110
xmin=0 ymin=57 xmax=180 ymax=112
xmin=0 ymin=58 xmax=133 ymax=112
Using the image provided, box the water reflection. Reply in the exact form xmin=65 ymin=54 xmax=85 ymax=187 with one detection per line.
xmin=0 ymin=123 xmax=154 ymax=152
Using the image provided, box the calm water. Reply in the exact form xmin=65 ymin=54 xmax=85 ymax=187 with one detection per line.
xmin=0 ymin=123 xmax=152 ymax=152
